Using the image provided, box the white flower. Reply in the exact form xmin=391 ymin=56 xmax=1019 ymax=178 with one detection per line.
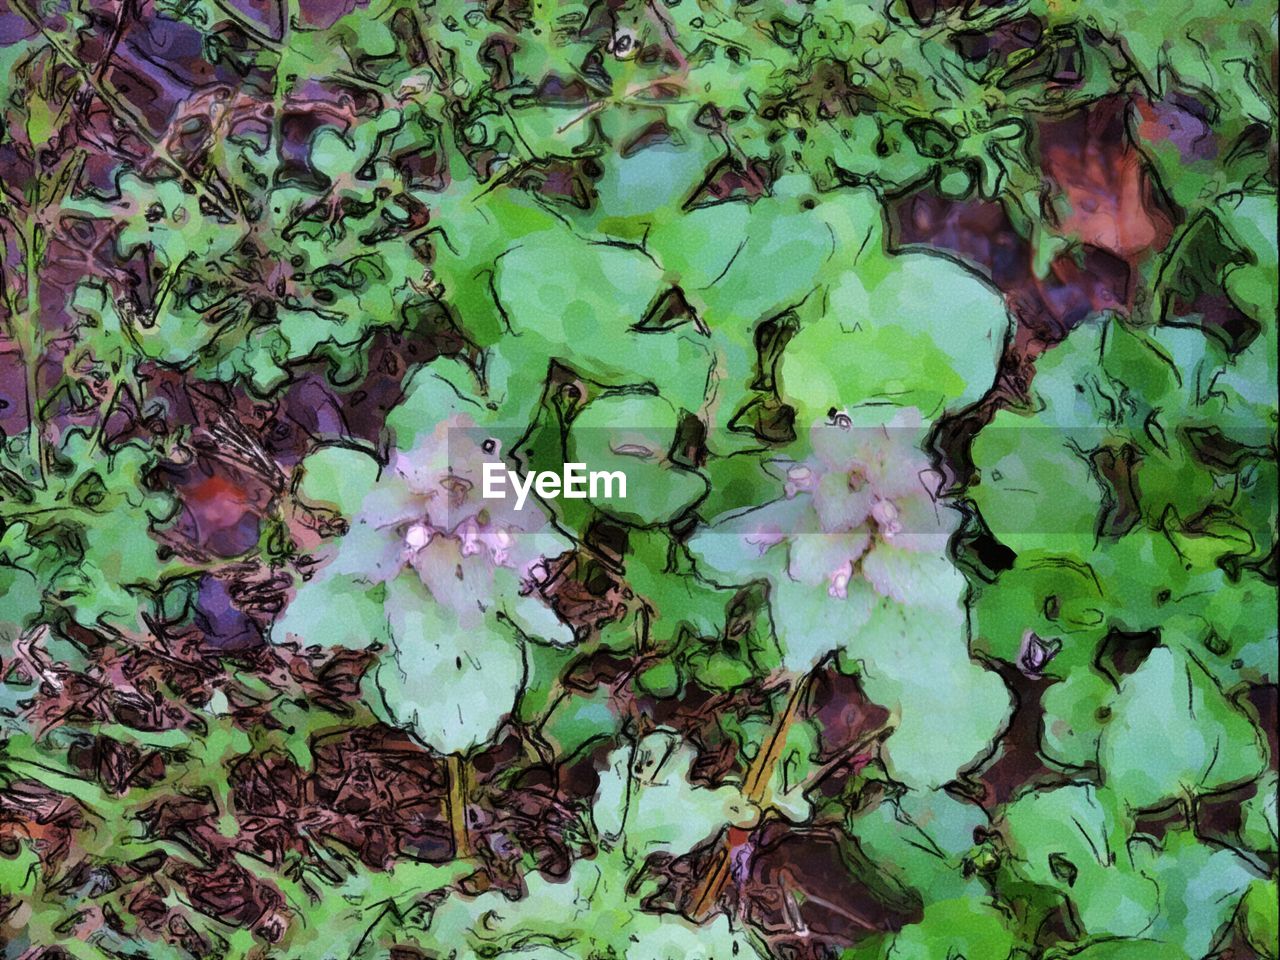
xmin=698 ymin=407 xmax=953 ymax=606
xmin=332 ymin=412 xmax=574 ymax=649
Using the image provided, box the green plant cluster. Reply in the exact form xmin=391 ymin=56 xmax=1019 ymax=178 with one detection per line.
xmin=0 ymin=0 xmax=1276 ymax=957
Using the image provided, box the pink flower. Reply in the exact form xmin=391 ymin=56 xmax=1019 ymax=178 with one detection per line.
xmin=351 ymin=414 xmax=571 ymax=630
xmin=692 ymin=408 xmax=955 ymax=608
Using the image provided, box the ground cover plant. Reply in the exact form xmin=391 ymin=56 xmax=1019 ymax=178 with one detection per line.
xmin=0 ymin=0 xmax=1276 ymax=957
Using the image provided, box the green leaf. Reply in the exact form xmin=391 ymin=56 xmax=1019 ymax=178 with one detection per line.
xmin=1098 ymin=647 xmax=1265 ymax=809
xmin=1240 ymin=877 xmax=1280 ymax=960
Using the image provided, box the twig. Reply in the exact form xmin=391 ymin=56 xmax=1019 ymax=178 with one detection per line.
xmin=686 ymin=671 xmax=811 ymax=920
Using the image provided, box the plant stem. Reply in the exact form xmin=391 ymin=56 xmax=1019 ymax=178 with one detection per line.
xmin=15 ymin=219 xmax=45 ymax=489
xmin=686 ymin=671 xmax=810 ymax=920
xmin=446 ymin=753 xmax=471 ymax=859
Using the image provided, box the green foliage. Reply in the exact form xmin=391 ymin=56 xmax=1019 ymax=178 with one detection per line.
xmin=416 ymin=731 xmax=764 ymax=959
xmin=0 ymin=0 xmax=1274 ymax=956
